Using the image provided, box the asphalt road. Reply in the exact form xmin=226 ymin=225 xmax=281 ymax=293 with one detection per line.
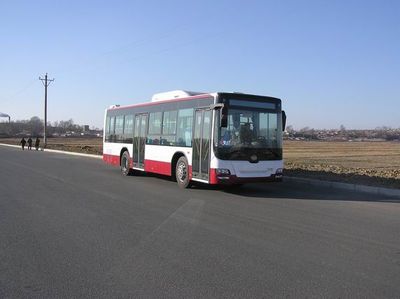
xmin=1 ymin=145 xmax=399 ymax=298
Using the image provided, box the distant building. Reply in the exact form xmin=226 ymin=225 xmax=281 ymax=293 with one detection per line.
xmin=0 ymin=112 xmax=10 ymax=123
xmin=83 ymin=125 xmax=90 ymax=132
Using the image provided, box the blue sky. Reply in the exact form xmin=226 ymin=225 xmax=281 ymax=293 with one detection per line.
xmin=0 ymin=0 xmax=399 ymax=129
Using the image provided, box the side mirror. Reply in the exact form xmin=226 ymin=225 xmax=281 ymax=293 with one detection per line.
xmin=282 ymin=110 xmax=287 ymax=131
xmin=220 ymin=106 xmax=228 ymax=127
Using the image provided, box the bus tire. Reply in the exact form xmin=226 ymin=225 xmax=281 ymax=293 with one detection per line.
xmin=121 ymin=151 xmax=133 ymax=176
xmin=176 ymin=156 xmax=191 ymax=188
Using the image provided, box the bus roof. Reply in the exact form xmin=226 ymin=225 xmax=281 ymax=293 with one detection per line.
xmin=108 ymin=91 xmax=214 ymax=111
xmin=107 ymin=91 xmax=281 ymax=111
xmin=151 ymin=90 xmax=206 ymax=102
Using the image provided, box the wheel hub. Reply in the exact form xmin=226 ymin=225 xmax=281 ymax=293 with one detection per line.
xmin=177 ymin=162 xmax=187 ymax=182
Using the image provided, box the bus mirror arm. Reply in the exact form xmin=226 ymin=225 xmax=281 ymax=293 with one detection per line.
xmin=210 ymin=103 xmax=224 ymax=110
xmin=210 ymin=103 xmax=228 ymax=128
xmin=220 ymin=108 xmax=228 ymax=128
xmin=282 ymin=110 xmax=287 ymax=131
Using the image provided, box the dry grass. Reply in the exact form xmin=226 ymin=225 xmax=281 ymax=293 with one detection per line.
xmin=284 ymin=140 xmax=400 ymax=189
xmin=0 ymin=137 xmax=103 ymax=155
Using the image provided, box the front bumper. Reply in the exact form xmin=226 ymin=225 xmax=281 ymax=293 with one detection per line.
xmin=209 ymin=169 xmax=283 ymax=185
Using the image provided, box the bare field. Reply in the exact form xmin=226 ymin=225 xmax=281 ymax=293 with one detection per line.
xmin=284 ymin=140 xmax=400 ymax=189
xmin=1 ymin=138 xmax=399 ymax=189
xmin=0 ymin=137 xmax=103 ymax=155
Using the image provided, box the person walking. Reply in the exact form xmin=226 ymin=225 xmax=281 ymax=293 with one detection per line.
xmin=20 ymin=137 xmax=26 ymax=150
xmin=35 ymin=137 xmax=40 ymax=150
xmin=27 ymin=137 xmax=33 ymax=150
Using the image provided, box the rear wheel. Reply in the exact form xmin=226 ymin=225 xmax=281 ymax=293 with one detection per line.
xmin=121 ymin=151 xmax=133 ymax=176
xmin=176 ymin=156 xmax=191 ymax=188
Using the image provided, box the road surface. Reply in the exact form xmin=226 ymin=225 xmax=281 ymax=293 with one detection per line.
xmin=0 ymin=146 xmax=399 ymax=298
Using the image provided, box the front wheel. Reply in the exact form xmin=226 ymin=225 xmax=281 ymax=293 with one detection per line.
xmin=175 ymin=156 xmax=191 ymax=188
xmin=121 ymin=151 xmax=133 ymax=176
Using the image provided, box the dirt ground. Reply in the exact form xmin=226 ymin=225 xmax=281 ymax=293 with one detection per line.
xmin=2 ymin=138 xmax=399 ymax=189
xmin=1 ymin=137 xmax=103 ymax=155
xmin=284 ymin=140 xmax=400 ymax=189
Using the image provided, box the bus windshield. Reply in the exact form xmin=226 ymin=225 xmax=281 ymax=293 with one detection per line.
xmin=214 ymin=108 xmax=283 ymax=160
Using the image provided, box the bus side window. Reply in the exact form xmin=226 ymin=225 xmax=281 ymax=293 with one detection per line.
xmin=147 ymin=112 xmax=162 ymax=145
xmin=115 ymin=115 xmax=124 ymax=142
xmin=162 ymin=110 xmax=177 ymax=146
xmin=148 ymin=112 xmax=162 ymax=135
xmin=105 ymin=116 xmax=111 ymax=142
xmin=123 ymin=114 xmax=134 ymax=143
xmin=162 ymin=110 xmax=177 ymax=135
xmin=176 ymin=108 xmax=193 ymax=147
xmin=123 ymin=115 xmax=134 ymax=135
xmin=109 ymin=116 xmax=116 ymax=142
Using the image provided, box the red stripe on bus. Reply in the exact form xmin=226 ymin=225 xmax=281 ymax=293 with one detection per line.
xmin=103 ymin=154 xmax=120 ymax=166
xmin=144 ymin=159 xmax=171 ymax=176
xmin=188 ymin=165 xmax=193 ymax=181
xmin=209 ymin=168 xmax=218 ymax=184
xmin=103 ymin=154 xmax=196 ymax=181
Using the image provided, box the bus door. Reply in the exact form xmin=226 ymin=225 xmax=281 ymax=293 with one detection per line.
xmin=133 ymin=113 xmax=148 ymax=169
xmin=192 ymin=109 xmax=212 ymax=181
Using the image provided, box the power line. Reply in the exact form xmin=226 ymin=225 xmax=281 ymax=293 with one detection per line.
xmin=39 ymin=73 xmax=54 ymax=149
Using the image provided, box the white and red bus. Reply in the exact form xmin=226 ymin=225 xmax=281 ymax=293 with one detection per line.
xmin=103 ymin=90 xmax=286 ymax=188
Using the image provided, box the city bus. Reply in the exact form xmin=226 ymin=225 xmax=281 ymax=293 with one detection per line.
xmin=103 ymin=90 xmax=286 ymax=188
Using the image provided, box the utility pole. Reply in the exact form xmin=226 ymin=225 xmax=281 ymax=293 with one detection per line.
xmin=39 ymin=73 xmax=54 ymax=149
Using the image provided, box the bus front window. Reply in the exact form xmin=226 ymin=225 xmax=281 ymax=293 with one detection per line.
xmin=214 ymin=108 xmax=282 ymax=160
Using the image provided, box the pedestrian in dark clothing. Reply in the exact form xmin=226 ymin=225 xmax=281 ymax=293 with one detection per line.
xmin=20 ymin=138 xmax=26 ymax=150
xmin=27 ymin=137 xmax=33 ymax=150
xmin=35 ymin=137 xmax=40 ymax=150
